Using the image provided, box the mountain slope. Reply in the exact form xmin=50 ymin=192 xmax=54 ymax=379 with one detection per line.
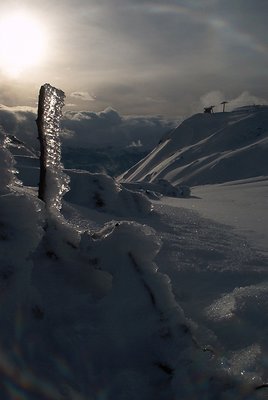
xmin=119 ymin=106 xmax=268 ymax=186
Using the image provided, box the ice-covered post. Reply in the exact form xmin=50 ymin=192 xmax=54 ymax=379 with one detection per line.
xmin=36 ymin=83 xmax=69 ymax=210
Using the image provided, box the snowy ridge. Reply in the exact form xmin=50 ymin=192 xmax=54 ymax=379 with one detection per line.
xmin=120 ymin=106 xmax=268 ymax=186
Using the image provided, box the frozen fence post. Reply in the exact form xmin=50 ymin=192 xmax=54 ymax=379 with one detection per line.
xmin=36 ymin=83 xmax=69 ymax=210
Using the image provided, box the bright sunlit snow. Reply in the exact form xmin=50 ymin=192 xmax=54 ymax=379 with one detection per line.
xmin=0 ymin=103 xmax=268 ymax=399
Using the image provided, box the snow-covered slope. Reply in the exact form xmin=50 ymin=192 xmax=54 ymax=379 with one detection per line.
xmin=0 ymin=109 xmax=268 ymax=399
xmin=120 ymin=106 xmax=268 ymax=186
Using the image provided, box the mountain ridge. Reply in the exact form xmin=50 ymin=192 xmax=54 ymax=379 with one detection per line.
xmin=119 ymin=106 xmax=268 ymax=186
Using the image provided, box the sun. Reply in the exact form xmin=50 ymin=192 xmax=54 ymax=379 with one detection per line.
xmin=0 ymin=11 xmax=47 ymax=78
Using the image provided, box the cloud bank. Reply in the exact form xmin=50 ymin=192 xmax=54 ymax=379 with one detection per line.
xmin=63 ymin=108 xmax=178 ymax=149
xmin=0 ymin=105 xmax=178 ymax=151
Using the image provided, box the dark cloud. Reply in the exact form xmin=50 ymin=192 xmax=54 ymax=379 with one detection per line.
xmin=62 ymin=107 xmax=177 ymax=148
xmin=0 ymin=105 xmax=178 ymax=150
xmin=0 ymin=105 xmax=38 ymax=148
xmin=70 ymin=92 xmax=96 ymax=101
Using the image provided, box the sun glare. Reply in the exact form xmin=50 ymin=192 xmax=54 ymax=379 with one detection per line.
xmin=0 ymin=11 xmax=47 ymax=77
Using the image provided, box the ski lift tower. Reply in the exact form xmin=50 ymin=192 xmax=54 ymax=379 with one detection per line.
xmin=221 ymin=101 xmax=228 ymax=112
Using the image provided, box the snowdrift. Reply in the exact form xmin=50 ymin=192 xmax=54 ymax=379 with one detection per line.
xmin=64 ymin=169 xmax=152 ymax=217
xmin=120 ymin=106 xmax=268 ymax=186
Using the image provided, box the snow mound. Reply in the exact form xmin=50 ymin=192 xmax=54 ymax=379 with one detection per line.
xmin=120 ymin=106 xmax=268 ymax=186
xmin=64 ymin=169 xmax=152 ymax=217
xmin=206 ymin=281 xmax=268 ymax=324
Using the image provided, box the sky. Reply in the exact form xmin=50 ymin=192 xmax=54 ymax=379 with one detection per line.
xmin=0 ymin=0 xmax=268 ymax=117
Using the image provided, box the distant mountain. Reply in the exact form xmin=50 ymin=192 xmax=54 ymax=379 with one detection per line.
xmin=119 ymin=106 xmax=268 ymax=186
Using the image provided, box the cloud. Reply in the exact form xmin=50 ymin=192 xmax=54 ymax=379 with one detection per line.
xmin=228 ymin=91 xmax=268 ymax=110
xmin=0 ymin=105 xmax=38 ymax=148
xmin=0 ymin=104 xmax=178 ymax=151
xmin=200 ymin=91 xmax=225 ymax=108
xmin=127 ymin=139 xmax=143 ymax=148
xmin=62 ymin=108 xmax=177 ymax=149
xmin=70 ymin=91 xmax=96 ymax=101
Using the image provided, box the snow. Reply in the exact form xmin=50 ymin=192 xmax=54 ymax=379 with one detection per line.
xmin=64 ymin=169 xmax=152 ymax=218
xmin=150 ymin=198 xmax=268 ymax=393
xmin=0 ymin=105 xmax=268 ymax=399
xmin=122 ymin=179 xmax=191 ymax=199
xmin=120 ymin=106 xmax=268 ymax=186
xmin=162 ymin=178 xmax=268 ymax=255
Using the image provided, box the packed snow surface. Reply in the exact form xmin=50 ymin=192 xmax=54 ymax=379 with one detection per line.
xmin=0 ymin=107 xmax=268 ymax=399
xmin=168 ymin=178 xmax=268 ymax=255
